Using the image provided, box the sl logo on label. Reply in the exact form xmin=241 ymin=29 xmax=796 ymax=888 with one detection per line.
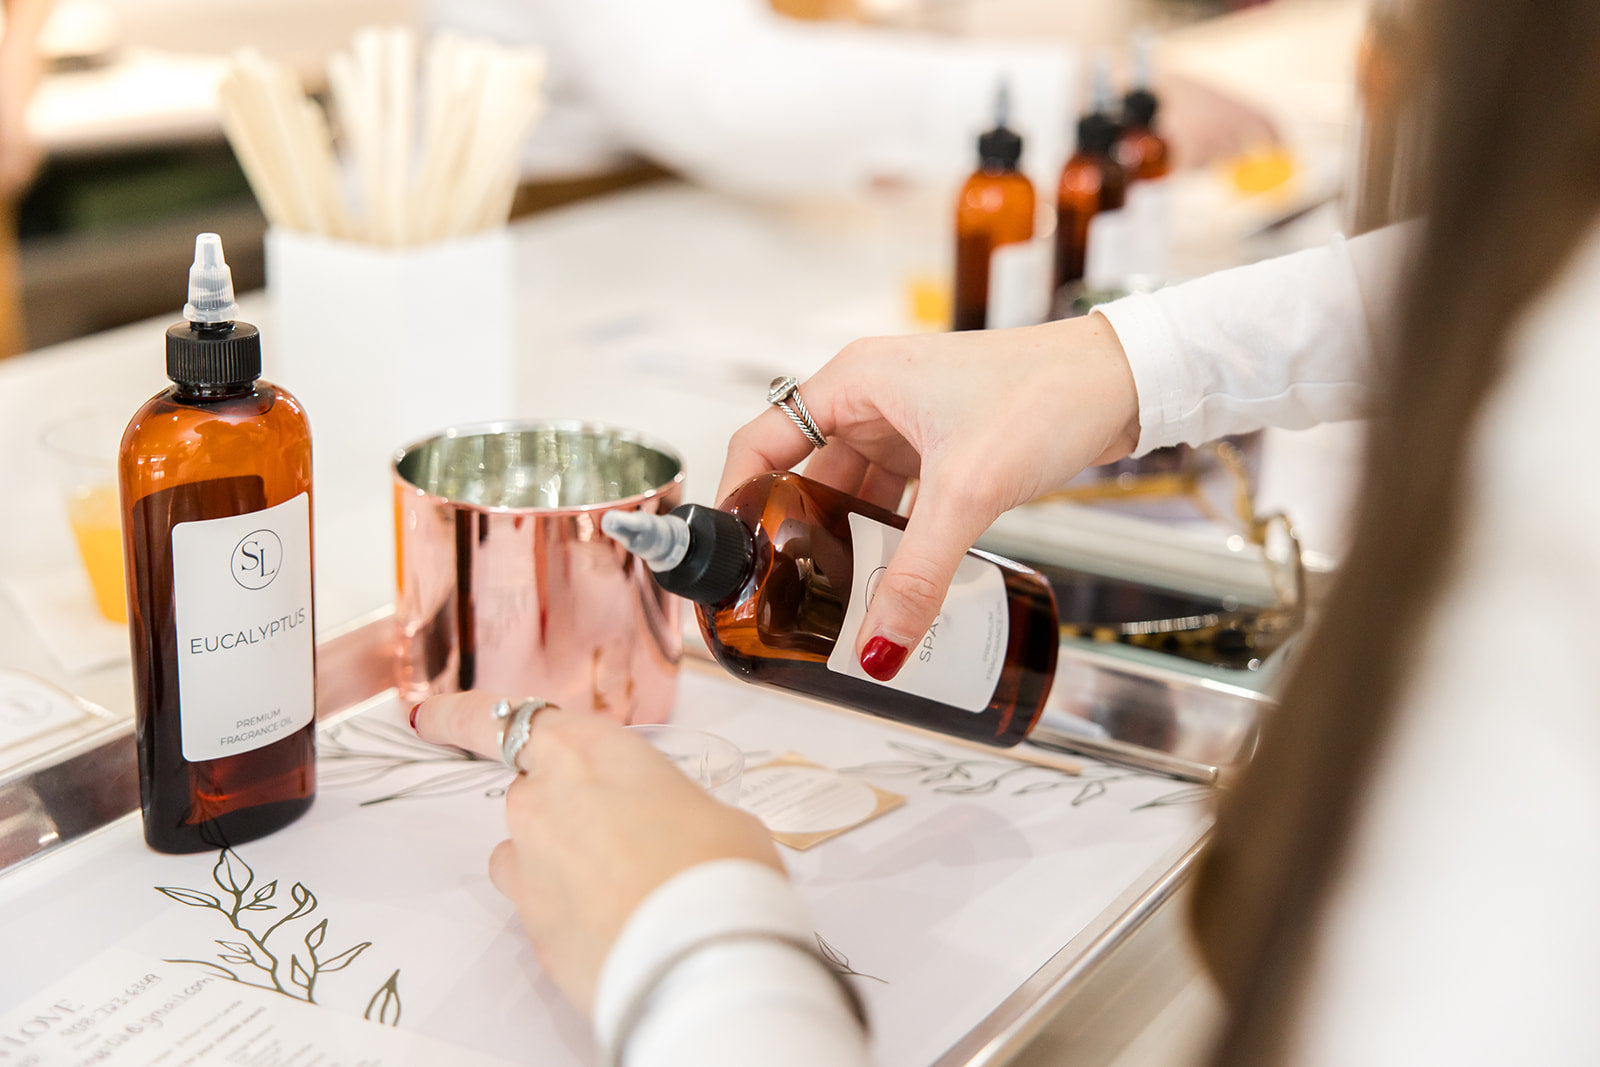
xmin=231 ymin=529 xmax=283 ymax=590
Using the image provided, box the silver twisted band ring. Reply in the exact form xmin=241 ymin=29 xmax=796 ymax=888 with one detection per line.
xmin=491 ymin=698 xmax=555 ymax=772
xmin=767 ymin=376 xmax=827 ymax=450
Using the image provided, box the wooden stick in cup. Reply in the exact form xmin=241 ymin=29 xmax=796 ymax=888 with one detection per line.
xmin=217 ymin=72 xmax=294 ymax=229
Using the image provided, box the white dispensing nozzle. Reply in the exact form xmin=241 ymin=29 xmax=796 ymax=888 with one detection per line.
xmin=1130 ymin=29 xmax=1155 ymax=91
xmin=1091 ymin=51 xmax=1116 ymax=112
xmin=601 ymin=510 xmax=692 ymax=572
xmin=182 ymin=233 xmax=240 ymax=325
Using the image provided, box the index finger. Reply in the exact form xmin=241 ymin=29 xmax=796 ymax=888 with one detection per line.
xmin=717 ymin=403 xmax=826 ymax=504
xmin=411 ymin=690 xmax=512 ymax=760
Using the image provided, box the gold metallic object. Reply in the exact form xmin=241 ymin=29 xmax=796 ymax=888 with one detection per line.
xmin=1041 ymin=440 xmax=1307 ymax=662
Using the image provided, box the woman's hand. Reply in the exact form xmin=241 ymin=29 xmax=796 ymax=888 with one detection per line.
xmin=412 ymin=692 xmax=784 ymax=1015
xmin=719 ymin=315 xmax=1138 ymax=680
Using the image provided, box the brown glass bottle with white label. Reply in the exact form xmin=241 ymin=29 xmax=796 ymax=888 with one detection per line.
xmin=954 ymin=83 xmax=1036 ymax=332
xmin=603 ymin=471 xmax=1058 ymax=746
xmin=119 ymin=234 xmax=316 ymax=853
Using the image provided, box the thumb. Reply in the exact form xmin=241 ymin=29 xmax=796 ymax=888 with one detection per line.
xmin=856 ymin=483 xmax=995 ymax=683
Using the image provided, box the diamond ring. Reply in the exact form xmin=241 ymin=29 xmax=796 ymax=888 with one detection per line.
xmin=491 ymin=698 xmax=555 ymax=772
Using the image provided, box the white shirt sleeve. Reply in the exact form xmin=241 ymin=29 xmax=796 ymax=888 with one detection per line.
xmin=1095 ymin=224 xmax=1412 ymax=454
xmin=534 ymin=0 xmax=1075 ymax=197
xmin=592 ymin=859 xmax=872 ymax=1067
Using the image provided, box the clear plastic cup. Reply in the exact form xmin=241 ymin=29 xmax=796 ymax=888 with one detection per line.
xmin=627 ymin=724 xmax=743 ymax=805
xmin=40 ymin=410 xmax=128 ymax=624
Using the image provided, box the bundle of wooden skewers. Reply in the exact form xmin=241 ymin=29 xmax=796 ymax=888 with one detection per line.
xmin=218 ymin=27 xmax=546 ymax=247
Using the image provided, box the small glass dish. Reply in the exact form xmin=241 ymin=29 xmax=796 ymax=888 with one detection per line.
xmin=626 ymin=724 xmax=743 ymax=805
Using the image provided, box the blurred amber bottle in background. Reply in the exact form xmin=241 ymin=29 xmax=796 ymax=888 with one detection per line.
xmin=953 ymin=85 xmax=1035 ymax=332
xmin=1054 ymin=112 xmax=1127 ymax=290
xmin=1113 ymin=100 xmax=1170 ymax=182
xmin=1113 ymin=33 xmax=1171 ymax=183
xmin=1054 ymin=79 xmax=1128 ymax=293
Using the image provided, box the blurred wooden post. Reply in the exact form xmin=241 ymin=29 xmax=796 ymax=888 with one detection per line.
xmin=1348 ymin=0 xmax=1425 ymax=235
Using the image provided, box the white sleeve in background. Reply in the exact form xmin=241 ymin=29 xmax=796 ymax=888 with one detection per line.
xmin=592 ymin=859 xmax=872 ymax=1067
xmin=1095 ymin=223 xmax=1412 ymax=454
xmin=535 ymin=0 xmax=1076 ymax=198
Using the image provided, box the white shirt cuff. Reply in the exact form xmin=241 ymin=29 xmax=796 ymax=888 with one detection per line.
xmin=593 ymin=859 xmax=868 ymax=1067
xmin=1092 ymin=298 xmax=1187 ymax=455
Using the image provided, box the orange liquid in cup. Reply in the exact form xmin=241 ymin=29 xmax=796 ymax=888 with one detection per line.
xmin=67 ymin=483 xmax=127 ymax=624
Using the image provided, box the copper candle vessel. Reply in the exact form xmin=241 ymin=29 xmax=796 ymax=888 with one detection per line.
xmin=393 ymin=421 xmax=684 ymax=723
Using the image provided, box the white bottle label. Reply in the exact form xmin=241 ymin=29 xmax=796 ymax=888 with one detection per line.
xmin=171 ymin=493 xmax=314 ymax=762
xmin=985 ymin=237 xmax=1051 ymax=330
xmin=826 ymin=512 xmax=1009 ymax=712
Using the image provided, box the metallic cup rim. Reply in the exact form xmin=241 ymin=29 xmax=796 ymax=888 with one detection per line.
xmin=392 ymin=419 xmax=686 ymax=514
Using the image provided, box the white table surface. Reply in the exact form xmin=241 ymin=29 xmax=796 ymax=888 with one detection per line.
xmin=0 ymin=671 xmax=1210 ymax=1067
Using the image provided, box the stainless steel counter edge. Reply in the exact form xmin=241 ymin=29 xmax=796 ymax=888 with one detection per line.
xmin=932 ymin=829 xmax=1213 ymax=1067
xmin=0 ymin=607 xmax=398 ymax=877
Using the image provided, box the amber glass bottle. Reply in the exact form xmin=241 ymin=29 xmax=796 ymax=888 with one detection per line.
xmin=1054 ymin=110 xmax=1128 ymax=291
xmin=1114 ymin=87 xmax=1171 ymax=182
xmin=119 ymin=235 xmax=316 ymax=853
xmin=603 ymin=472 xmax=1059 ymax=746
xmin=953 ymin=87 xmax=1036 ymax=332
xmin=1114 ymin=35 xmax=1171 ymax=183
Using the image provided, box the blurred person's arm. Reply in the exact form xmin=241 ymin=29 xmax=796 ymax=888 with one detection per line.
xmin=536 ymin=0 xmax=1075 ymax=198
xmin=0 ymin=0 xmax=51 ymax=197
xmin=1155 ymin=69 xmax=1279 ymax=169
xmin=1097 ymin=222 xmax=1412 ymax=454
xmin=714 ymin=223 xmax=1412 ymax=656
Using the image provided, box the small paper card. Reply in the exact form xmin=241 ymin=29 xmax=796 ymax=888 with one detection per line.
xmin=0 ymin=946 xmax=515 ymax=1066
xmin=0 ymin=668 xmax=97 ymax=750
xmin=740 ymin=753 xmax=905 ymax=851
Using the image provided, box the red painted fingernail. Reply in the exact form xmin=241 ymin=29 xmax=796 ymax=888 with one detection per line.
xmin=860 ymin=636 xmax=909 ymax=681
xmin=408 ymin=703 xmax=423 ymax=730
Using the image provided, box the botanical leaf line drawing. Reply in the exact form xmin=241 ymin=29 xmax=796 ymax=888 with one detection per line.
xmin=366 ymin=968 xmax=403 ymax=1026
xmin=320 ymin=717 xmax=513 ymax=805
xmin=155 ymin=848 xmax=403 ymax=1025
xmin=839 ymin=741 xmax=1213 ymax=810
xmin=816 ymin=933 xmax=886 ymax=984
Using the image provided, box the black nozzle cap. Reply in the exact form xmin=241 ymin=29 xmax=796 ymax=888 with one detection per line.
xmin=652 ymin=503 xmax=754 ymax=605
xmin=1076 ymin=112 xmax=1119 ymax=156
xmin=165 ymin=321 xmax=262 ymax=387
xmin=1123 ymin=88 xmax=1158 ymax=129
xmin=978 ymin=125 xmax=1024 ymax=170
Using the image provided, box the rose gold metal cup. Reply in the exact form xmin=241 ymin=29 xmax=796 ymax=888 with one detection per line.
xmin=393 ymin=421 xmax=684 ymax=724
